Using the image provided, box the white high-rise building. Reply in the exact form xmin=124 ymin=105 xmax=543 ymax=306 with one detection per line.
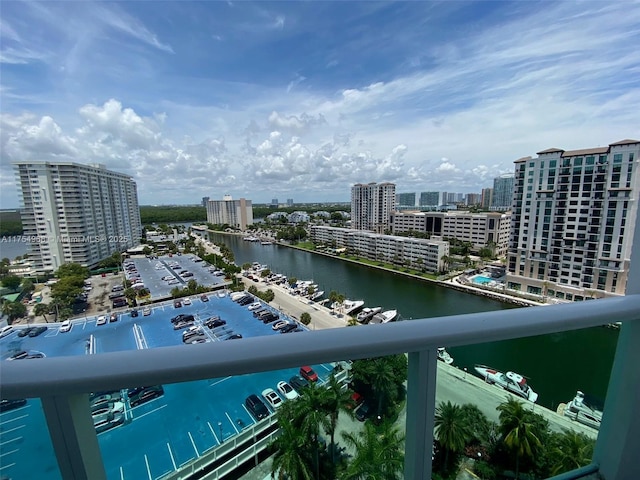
xmin=206 ymin=195 xmax=253 ymax=230
xmin=351 ymin=182 xmax=396 ymax=233
xmin=507 ymin=139 xmax=640 ymax=300
xmin=14 ymin=161 xmax=141 ymax=274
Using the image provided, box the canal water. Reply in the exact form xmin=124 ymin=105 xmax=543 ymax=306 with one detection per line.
xmin=209 ymin=233 xmax=617 ymax=412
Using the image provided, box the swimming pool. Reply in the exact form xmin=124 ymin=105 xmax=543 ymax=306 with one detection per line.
xmin=0 ymin=292 xmax=332 ymax=479
xmin=471 ymin=275 xmax=493 ymax=285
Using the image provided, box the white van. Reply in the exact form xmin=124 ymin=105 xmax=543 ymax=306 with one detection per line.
xmin=59 ymin=320 xmax=72 ymax=333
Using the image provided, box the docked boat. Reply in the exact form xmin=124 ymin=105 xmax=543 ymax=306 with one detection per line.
xmin=356 ymin=307 xmax=382 ymax=323
xmin=343 ymin=299 xmax=365 ymax=316
xmin=474 ymin=365 xmax=538 ymax=402
xmin=437 ymin=347 xmax=454 ymax=365
xmin=563 ymin=391 xmax=602 ymax=430
xmin=369 ymin=309 xmax=398 ymax=324
xmin=310 ymin=290 xmax=324 ymax=301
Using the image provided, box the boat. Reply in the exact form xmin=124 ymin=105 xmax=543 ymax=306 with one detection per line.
xmin=563 ymin=391 xmax=602 ymax=430
xmin=437 ymin=347 xmax=454 ymax=365
xmin=474 ymin=365 xmax=538 ymax=402
xmin=342 ymin=299 xmax=365 ymax=316
xmin=369 ymin=309 xmax=398 ymax=324
xmin=356 ymin=306 xmax=382 ymax=323
xmin=310 ymin=290 xmax=324 ymax=301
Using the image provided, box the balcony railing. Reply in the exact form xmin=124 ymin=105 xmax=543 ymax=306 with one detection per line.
xmin=2 ymin=296 xmax=640 ymax=480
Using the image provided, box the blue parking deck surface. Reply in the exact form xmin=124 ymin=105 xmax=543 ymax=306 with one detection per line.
xmin=0 ymin=292 xmax=332 ymax=480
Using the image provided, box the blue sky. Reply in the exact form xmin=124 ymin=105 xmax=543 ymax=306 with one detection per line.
xmin=1 ymin=1 xmax=639 ymax=207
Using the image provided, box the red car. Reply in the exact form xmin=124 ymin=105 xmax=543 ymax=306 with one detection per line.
xmin=299 ymin=366 xmax=318 ymax=383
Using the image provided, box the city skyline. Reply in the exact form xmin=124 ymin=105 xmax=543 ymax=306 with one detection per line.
xmin=1 ymin=2 xmax=639 ymax=208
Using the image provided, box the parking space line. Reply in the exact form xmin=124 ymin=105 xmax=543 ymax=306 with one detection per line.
xmin=241 ymin=404 xmax=256 ymax=424
xmin=207 ymin=421 xmax=220 ymax=445
xmin=0 ymin=462 xmax=16 ymax=471
xmin=0 ymin=413 xmax=30 ymax=425
xmin=0 ymin=425 xmax=26 ymax=435
xmin=132 ymin=404 xmax=167 ymax=421
xmin=188 ymin=431 xmax=199 ymax=457
xmin=167 ymin=442 xmax=177 ymax=470
xmin=225 ymin=412 xmax=239 ymax=434
xmin=208 ymin=376 xmax=231 ymax=387
xmin=0 ymin=448 xmax=19 ymax=458
xmin=144 ymin=454 xmax=152 ymax=480
xmin=120 ymin=466 xmax=124 ymax=480
xmin=0 ymin=436 xmax=22 ymax=447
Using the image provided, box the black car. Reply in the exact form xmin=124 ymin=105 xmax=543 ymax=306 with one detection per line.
xmin=289 ymin=375 xmax=309 ymax=392
xmin=173 ymin=319 xmax=195 ymax=330
xmin=171 ymin=314 xmax=194 ymax=324
xmin=174 ymin=300 xmax=182 ymax=308
xmin=355 ymin=402 xmax=373 ymax=422
xmin=18 ymin=327 xmax=34 ymax=337
xmin=226 ymin=333 xmax=243 ymax=340
xmin=129 ymin=385 xmax=164 ymax=407
xmin=280 ymin=323 xmax=299 ymax=333
xmin=0 ymin=398 xmax=27 ymax=412
xmin=205 ymin=318 xmax=226 ymax=329
xmin=238 ymin=297 xmax=254 ymax=306
xmin=130 ymin=309 xmax=139 ymax=317
xmin=200 ymin=294 xmax=209 ymax=302
xmin=28 ymin=326 xmax=47 ymax=337
xmin=113 ymin=298 xmax=127 ymax=308
xmin=234 ymin=295 xmax=251 ymax=303
xmin=253 ymin=309 xmax=268 ymax=317
xmin=245 ymin=394 xmax=269 ymax=420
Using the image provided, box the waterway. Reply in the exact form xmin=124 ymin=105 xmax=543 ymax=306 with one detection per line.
xmin=220 ymin=233 xmax=618 ymax=411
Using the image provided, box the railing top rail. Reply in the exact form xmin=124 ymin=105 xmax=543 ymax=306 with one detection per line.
xmin=2 ymin=295 xmax=639 ymax=398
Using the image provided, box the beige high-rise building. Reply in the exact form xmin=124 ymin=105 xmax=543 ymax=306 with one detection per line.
xmin=507 ymin=139 xmax=640 ymax=300
xmin=14 ymin=161 xmax=141 ymax=274
xmin=206 ymin=195 xmax=253 ymax=230
xmin=351 ymin=182 xmax=396 ymax=233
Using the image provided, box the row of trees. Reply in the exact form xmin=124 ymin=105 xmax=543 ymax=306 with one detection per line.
xmin=270 ymin=355 xmax=408 ymax=479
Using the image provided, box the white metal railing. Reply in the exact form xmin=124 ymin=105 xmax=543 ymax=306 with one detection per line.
xmin=2 ymin=295 xmax=640 ymax=479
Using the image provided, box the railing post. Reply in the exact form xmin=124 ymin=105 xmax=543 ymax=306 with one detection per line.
xmin=404 ymin=348 xmax=437 ymax=480
xmin=41 ymin=394 xmax=107 ymax=480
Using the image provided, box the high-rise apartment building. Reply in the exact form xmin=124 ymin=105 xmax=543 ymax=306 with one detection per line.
xmin=491 ymin=174 xmax=515 ymax=210
xmin=397 ymin=192 xmax=416 ymax=208
xmin=507 ymin=139 xmax=640 ymax=300
xmin=481 ymin=188 xmax=493 ymax=208
xmin=14 ymin=161 xmax=141 ymax=274
xmin=419 ymin=191 xmax=440 ymax=208
xmin=206 ymin=195 xmax=253 ymax=230
xmin=351 ymin=182 xmax=396 ymax=232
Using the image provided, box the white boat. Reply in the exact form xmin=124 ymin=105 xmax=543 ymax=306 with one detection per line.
xmin=356 ymin=307 xmax=382 ymax=323
xmin=563 ymin=391 xmax=602 ymax=430
xmin=310 ymin=290 xmax=324 ymax=301
xmin=342 ymin=299 xmax=365 ymax=316
xmin=437 ymin=347 xmax=454 ymax=365
xmin=369 ymin=309 xmax=398 ymax=324
xmin=474 ymin=365 xmax=538 ymax=402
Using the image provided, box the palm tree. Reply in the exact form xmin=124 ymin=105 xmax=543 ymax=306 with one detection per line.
xmin=34 ymin=303 xmax=50 ymax=323
xmin=295 ymin=381 xmax=331 ymax=479
xmin=341 ymin=421 xmax=404 ymax=480
xmin=352 ymin=357 xmax=397 ymax=418
xmin=550 ymin=430 xmax=595 ymax=475
xmin=497 ymin=397 xmax=542 ymax=479
xmin=322 ymin=374 xmax=353 ymax=462
xmin=434 ymin=401 xmax=470 ymax=470
xmin=271 ymin=414 xmax=313 ymax=480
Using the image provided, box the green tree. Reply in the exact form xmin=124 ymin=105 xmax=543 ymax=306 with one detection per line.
xmin=549 ymin=430 xmax=595 ymax=476
xmin=497 ymin=397 xmax=542 ymax=479
xmin=270 ymin=414 xmax=313 ymax=480
xmin=56 ymin=263 xmax=89 ymax=279
xmin=300 ymin=312 xmax=311 ymax=325
xmin=2 ymin=301 xmax=27 ymax=323
xmin=322 ymin=374 xmax=353 ymax=463
xmin=434 ymin=401 xmax=470 ymax=471
xmin=21 ymin=278 xmax=35 ymax=293
xmin=295 ymin=381 xmax=332 ymax=479
xmin=351 ymin=354 xmax=407 ymax=419
xmin=34 ymin=302 xmax=50 ymax=323
xmin=1 ymin=275 xmax=22 ymax=291
xmin=340 ymin=421 xmax=405 ymax=480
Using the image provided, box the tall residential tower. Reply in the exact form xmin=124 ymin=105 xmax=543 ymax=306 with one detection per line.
xmin=206 ymin=195 xmax=253 ymax=230
xmin=507 ymin=139 xmax=640 ymax=300
xmin=351 ymin=182 xmax=396 ymax=233
xmin=14 ymin=161 xmax=141 ymax=274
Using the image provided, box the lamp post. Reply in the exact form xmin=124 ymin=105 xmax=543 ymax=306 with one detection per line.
xmin=218 ymin=421 xmax=223 ymax=443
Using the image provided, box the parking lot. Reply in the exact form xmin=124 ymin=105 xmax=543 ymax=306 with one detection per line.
xmin=123 ymin=253 xmax=228 ymax=300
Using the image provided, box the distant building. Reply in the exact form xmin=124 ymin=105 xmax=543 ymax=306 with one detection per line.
xmin=391 ymin=210 xmax=511 ymax=256
xmin=419 ymin=191 xmax=440 ymax=208
xmin=286 ymin=198 xmax=294 ymax=206
xmin=351 ymin=182 xmax=396 ymax=233
xmin=14 ymin=161 xmax=141 ymax=274
xmin=206 ymin=195 xmax=253 ymax=230
xmin=201 ymin=196 xmax=209 ymax=207
xmin=288 ymin=211 xmax=310 ymax=223
xmin=396 ymin=192 xmax=416 ymax=208
xmin=481 ymin=188 xmax=493 ymax=209
xmin=270 ymin=198 xmax=279 ymax=208
xmin=491 ymin=174 xmax=515 ymax=210
xmin=507 ymin=139 xmax=640 ymax=300
xmin=310 ymin=225 xmax=448 ymax=273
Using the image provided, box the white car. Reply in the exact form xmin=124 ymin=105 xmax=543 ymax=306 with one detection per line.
xmin=261 ymin=388 xmax=283 ymax=410
xmin=59 ymin=320 xmax=72 ymax=333
xmin=96 ymin=315 xmax=107 ymax=326
xmin=272 ymin=320 xmax=289 ymax=331
xmin=0 ymin=325 xmax=14 ymax=338
xmin=247 ymin=302 xmax=262 ymax=311
xmin=277 ymin=381 xmax=299 ymax=400
xmin=142 ymin=307 xmax=151 ymax=316
xmin=183 ymin=297 xmax=192 ymax=306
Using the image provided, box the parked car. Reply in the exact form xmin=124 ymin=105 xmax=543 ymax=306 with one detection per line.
xmin=174 ymin=300 xmax=182 ymax=308
xmin=205 ymin=318 xmax=226 ymax=329
xmin=289 ymin=375 xmax=309 ymax=392
xmin=226 ymin=333 xmax=243 ymax=340
xmin=96 ymin=315 xmax=108 ymax=326
xmin=262 ymin=388 xmax=283 ymax=410
xmin=129 ymin=386 xmax=164 ymax=408
xmin=0 ymin=398 xmax=27 ymax=412
xmin=300 ymin=366 xmax=318 ymax=383
xmin=109 ymin=313 xmax=118 ymax=323
xmin=355 ymin=402 xmax=373 ymax=422
xmin=277 ymin=381 xmax=299 ymax=400
xmin=113 ymin=298 xmax=127 ymax=308
xmin=0 ymin=326 xmax=14 ymax=338
xmin=183 ymin=297 xmax=192 ymax=306
xmin=247 ymin=302 xmax=262 ymax=311
xmin=245 ymin=394 xmax=269 ymax=420
xmin=59 ymin=320 xmax=72 ymax=333
xmin=200 ymin=294 xmax=209 ymax=302
xmin=18 ymin=327 xmax=34 ymax=337
xmin=272 ymin=320 xmax=289 ymax=331
xmin=280 ymin=323 xmax=299 ymax=333
xmin=130 ymin=309 xmax=139 ymax=318
xmin=182 ymin=326 xmax=204 ymax=341
xmin=142 ymin=307 xmax=151 ymax=316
